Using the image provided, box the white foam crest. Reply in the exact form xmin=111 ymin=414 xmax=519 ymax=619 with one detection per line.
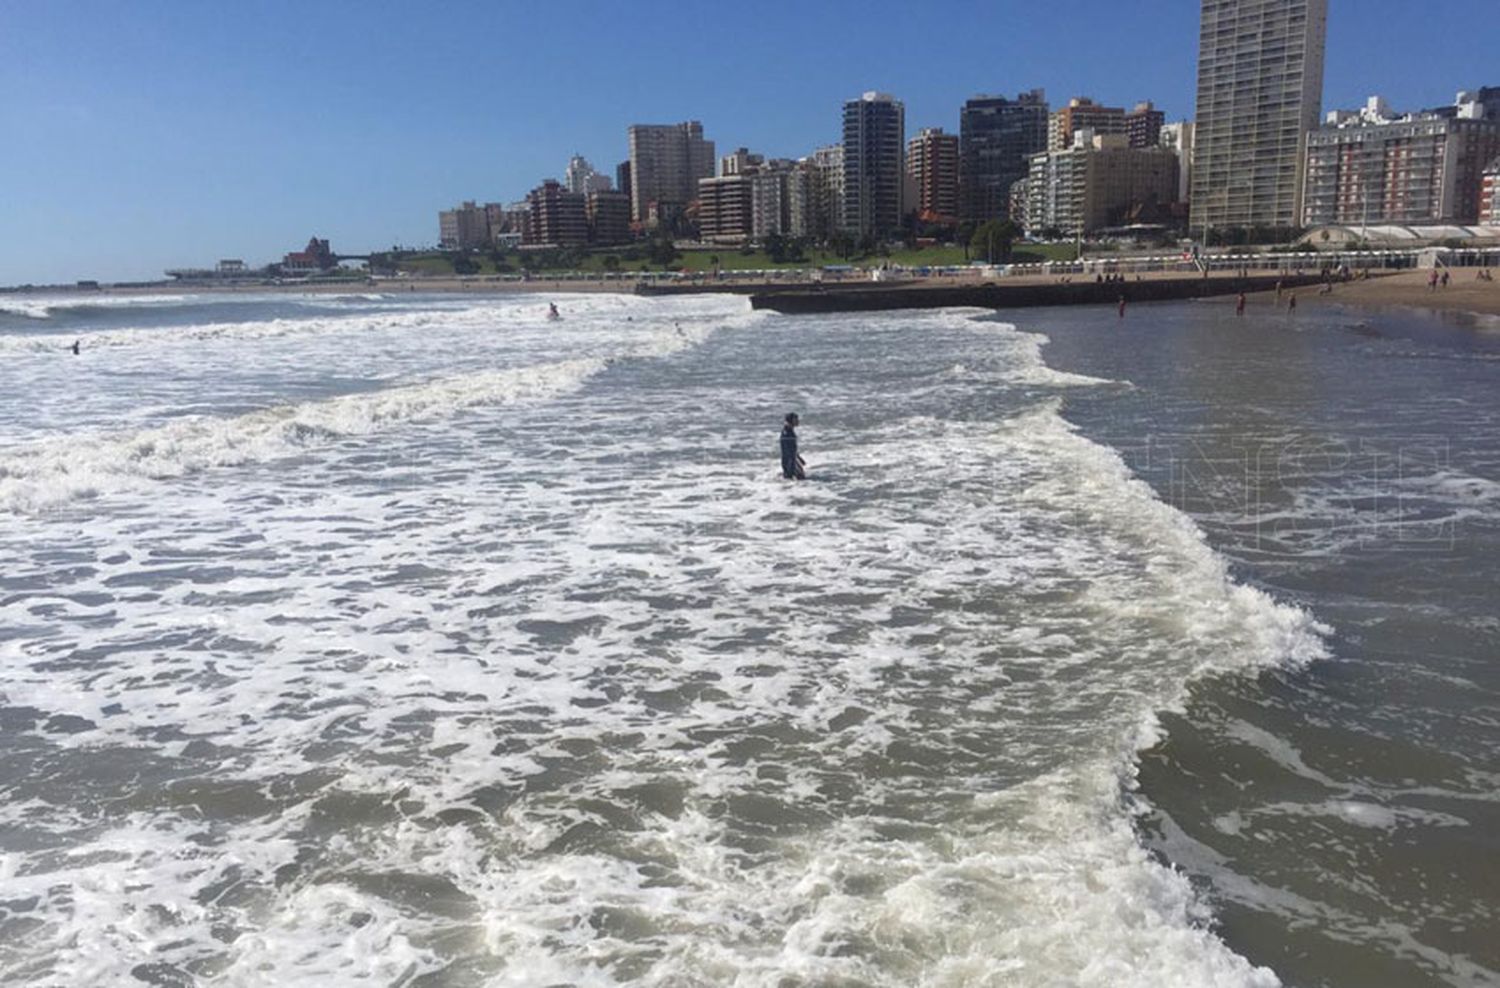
xmin=0 ymin=290 xmax=747 ymax=353
xmin=0 ymin=358 xmax=604 ymax=512
xmin=980 ymin=321 xmax=1123 ymax=387
xmin=0 ymin=298 xmax=56 ymax=319
xmin=0 ymin=302 xmax=530 ymax=353
xmin=999 ymin=398 xmax=1329 ymax=687
xmin=0 ymin=293 xmax=193 ymax=320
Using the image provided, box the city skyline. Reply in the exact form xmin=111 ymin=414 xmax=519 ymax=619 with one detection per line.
xmin=2 ymin=0 xmax=1496 ymax=284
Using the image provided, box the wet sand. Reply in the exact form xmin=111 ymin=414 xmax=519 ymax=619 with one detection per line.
xmin=1252 ymin=269 xmax=1500 ymax=318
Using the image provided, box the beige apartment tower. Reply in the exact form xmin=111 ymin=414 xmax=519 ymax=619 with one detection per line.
xmin=626 ymin=121 xmax=716 ymax=224
xmin=1191 ymin=0 xmax=1328 ymax=233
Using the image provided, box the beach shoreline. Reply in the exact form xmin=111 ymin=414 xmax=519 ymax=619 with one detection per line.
xmin=11 ymin=265 xmax=1500 ymax=322
xmin=1247 ymin=268 xmax=1500 ymax=319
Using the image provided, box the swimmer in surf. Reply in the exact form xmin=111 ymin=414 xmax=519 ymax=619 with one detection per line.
xmin=780 ymin=412 xmax=806 ymax=480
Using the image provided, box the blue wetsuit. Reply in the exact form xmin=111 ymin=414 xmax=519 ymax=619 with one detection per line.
xmin=780 ymin=424 xmax=805 ymax=480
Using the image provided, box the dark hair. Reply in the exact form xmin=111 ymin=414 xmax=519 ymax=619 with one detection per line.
xmin=785 ymin=412 xmax=799 ymax=424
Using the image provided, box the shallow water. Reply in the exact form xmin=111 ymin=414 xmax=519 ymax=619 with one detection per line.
xmin=1023 ymin=299 xmax=1500 ymax=988
xmin=0 ymin=290 xmax=1489 ymax=986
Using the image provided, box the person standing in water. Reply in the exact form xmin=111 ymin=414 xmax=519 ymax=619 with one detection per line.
xmin=780 ymin=412 xmax=806 ymax=480
xmin=70 ymin=339 xmax=80 ymax=355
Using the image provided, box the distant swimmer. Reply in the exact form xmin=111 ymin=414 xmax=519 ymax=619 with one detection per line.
xmin=547 ymin=302 xmax=560 ymax=320
xmin=70 ymin=339 xmax=80 ymax=355
xmin=780 ymin=412 xmax=806 ymax=480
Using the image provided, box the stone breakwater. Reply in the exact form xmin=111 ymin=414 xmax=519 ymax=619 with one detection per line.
xmin=741 ymin=273 xmax=1342 ymax=314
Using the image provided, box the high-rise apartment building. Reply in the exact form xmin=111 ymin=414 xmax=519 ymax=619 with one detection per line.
xmin=752 ymin=165 xmax=792 ymax=238
xmin=626 ymin=121 xmax=716 ymax=224
xmin=698 ymin=174 xmax=753 ymax=243
xmin=906 ymin=128 xmax=960 ymax=221
xmin=1303 ymin=94 xmax=1500 ymax=227
xmin=524 ymin=180 xmax=588 ymax=248
xmin=616 ymin=160 xmax=632 ymax=221
xmin=1191 ymin=0 xmax=1328 ymax=233
xmin=586 ymin=189 xmax=632 ymax=245
xmin=1048 ymin=98 xmax=1125 ymax=152
xmin=959 ymin=90 xmax=1049 ymax=222
xmin=699 ymin=155 xmax=793 ymax=242
xmin=790 ymin=145 xmax=843 ymax=241
xmin=1125 ymin=102 xmax=1165 ymax=149
xmin=842 ymin=92 xmax=905 ymax=238
xmin=438 ymin=201 xmax=491 ymax=250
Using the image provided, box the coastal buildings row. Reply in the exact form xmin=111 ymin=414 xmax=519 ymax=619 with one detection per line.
xmin=438 ymin=1 xmax=1496 ymax=253
xmin=697 ymin=147 xmax=847 ymax=244
xmin=1047 ymin=98 xmax=1164 ymax=152
xmin=439 ymin=187 xmax=632 ymax=251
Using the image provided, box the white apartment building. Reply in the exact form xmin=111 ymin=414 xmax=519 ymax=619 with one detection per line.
xmin=563 ymin=155 xmax=612 ymax=196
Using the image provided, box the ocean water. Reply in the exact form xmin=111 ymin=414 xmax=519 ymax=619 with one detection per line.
xmin=0 ymin=290 xmax=1490 ymax=986
xmin=1021 ymin=300 xmax=1500 ymax=988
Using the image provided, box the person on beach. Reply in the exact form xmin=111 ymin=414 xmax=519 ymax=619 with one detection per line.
xmin=1429 ymin=270 xmax=1439 ymax=291
xmin=1288 ymin=291 xmax=1297 ymax=312
xmin=1117 ymin=295 xmax=1127 ymax=318
xmin=1236 ymin=292 xmax=1246 ymax=316
xmin=780 ymin=412 xmax=806 ymax=480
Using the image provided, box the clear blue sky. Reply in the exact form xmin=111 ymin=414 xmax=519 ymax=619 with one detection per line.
xmin=1 ymin=0 xmax=1492 ymax=285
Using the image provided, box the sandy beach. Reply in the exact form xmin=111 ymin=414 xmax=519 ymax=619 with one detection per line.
xmin=1249 ymin=267 xmax=1500 ymax=318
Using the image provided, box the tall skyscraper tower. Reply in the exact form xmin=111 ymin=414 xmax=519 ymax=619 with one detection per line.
xmin=841 ymin=92 xmax=905 ymax=239
xmin=958 ymin=90 xmax=1049 ymax=223
xmin=1191 ymin=0 xmax=1328 ymax=233
xmin=626 ymin=122 xmax=716 ymax=224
